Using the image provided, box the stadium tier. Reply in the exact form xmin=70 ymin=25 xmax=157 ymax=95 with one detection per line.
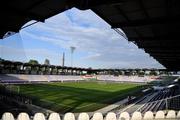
xmin=0 ymin=75 xmax=180 ymax=120
xmin=97 ymin=75 xmax=156 ymax=83
xmin=0 ymin=74 xmax=85 ymax=83
xmin=1 ymin=0 xmax=180 ymax=119
xmin=1 ymin=111 xmax=180 ymax=120
xmin=0 ymin=74 xmax=159 ymax=84
xmin=118 ymin=83 xmax=180 ymax=115
xmin=138 ymin=88 xmax=180 ymax=113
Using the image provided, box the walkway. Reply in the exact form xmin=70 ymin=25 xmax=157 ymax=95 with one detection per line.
xmin=95 ymin=98 xmax=129 ymax=115
xmin=118 ymin=92 xmax=159 ymax=114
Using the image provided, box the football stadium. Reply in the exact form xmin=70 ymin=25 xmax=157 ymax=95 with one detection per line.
xmin=1 ymin=0 xmax=180 ymax=120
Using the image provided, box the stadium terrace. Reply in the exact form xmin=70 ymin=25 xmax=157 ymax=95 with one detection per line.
xmin=1 ymin=0 xmax=180 ymax=120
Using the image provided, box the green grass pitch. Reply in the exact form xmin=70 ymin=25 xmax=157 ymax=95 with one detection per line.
xmin=14 ymin=81 xmax=144 ymax=113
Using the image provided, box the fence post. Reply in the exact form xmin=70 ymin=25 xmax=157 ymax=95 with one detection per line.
xmin=165 ymin=98 xmax=168 ymax=111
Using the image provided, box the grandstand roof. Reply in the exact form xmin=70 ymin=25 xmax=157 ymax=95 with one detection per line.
xmin=91 ymin=0 xmax=180 ymax=71
xmin=1 ymin=0 xmax=180 ymax=70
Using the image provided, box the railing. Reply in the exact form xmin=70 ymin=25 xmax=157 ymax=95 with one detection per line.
xmin=138 ymin=94 xmax=180 ymax=113
xmin=1 ymin=74 xmax=155 ymax=84
xmin=1 ymin=110 xmax=180 ymax=120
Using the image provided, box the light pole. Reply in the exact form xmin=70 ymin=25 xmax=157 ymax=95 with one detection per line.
xmin=70 ymin=46 xmax=76 ymax=67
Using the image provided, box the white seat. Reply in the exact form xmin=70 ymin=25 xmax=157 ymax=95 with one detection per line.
xmin=106 ymin=112 xmax=117 ymax=120
xmin=78 ymin=113 xmax=89 ymax=120
xmin=155 ymin=111 xmax=165 ymax=119
xmin=33 ymin=113 xmax=45 ymax=120
xmin=17 ymin=113 xmax=30 ymax=120
xmin=143 ymin=111 xmax=154 ymax=120
xmin=166 ymin=110 xmax=176 ymax=119
xmin=2 ymin=112 xmax=15 ymax=120
xmin=92 ymin=113 xmax=103 ymax=120
xmin=48 ymin=113 xmax=61 ymax=120
xmin=64 ymin=113 xmax=75 ymax=120
xmin=119 ymin=112 xmax=130 ymax=120
xmin=131 ymin=112 xmax=142 ymax=120
xmin=176 ymin=111 xmax=180 ymax=118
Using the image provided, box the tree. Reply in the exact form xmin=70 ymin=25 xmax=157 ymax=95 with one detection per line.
xmin=118 ymin=71 xmax=123 ymax=75
xmin=138 ymin=71 xmax=145 ymax=76
xmin=28 ymin=59 xmax=39 ymax=65
xmin=44 ymin=59 xmax=50 ymax=65
xmin=149 ymin=70 xmax=158 ymax=76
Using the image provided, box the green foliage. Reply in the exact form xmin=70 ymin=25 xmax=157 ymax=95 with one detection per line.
xmin=28 ymin=59 xmax=39 ymax=65
xmin=138 ymin=71 xmax=145 ymax=76
xmin=149 ymin=70 xmax=158 ymax=76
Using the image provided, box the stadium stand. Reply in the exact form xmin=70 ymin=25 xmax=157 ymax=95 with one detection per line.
xmin=143 ymin=111 xmax=154 ymax=119
xmin=105 ymin=112 xmax=116 ymax=120
xmin=92 ymin=112 xmax=103 ymax=120
xmin=166 ymin=110 xmax=176 ymax=119
xmin=0 ymin=74 xmax=85 ymax=83
xmin=131 ymin=111 xmax=142 ymax=120
xmin=155 ymin=110 xmax=165 ymax=119
xmin=1 ymin=74 xmax=158 ymax=84
xmin=49 ymin=113 xmax=61 ymax=120
xmin=0 ymin=74 xmax=179 ymax=120
xmin=97 ymin=75 xmax=155 ymax=83
xmin=177 ymin=111 xmax=180 ymax=118
xmin=64 ymin=113 xmax=75 ymax=120
xmin=1 ymin=111 xmax=180 ymax=120
xmin=137 ymin=86 xmax=180 ymax=114
xmin=118 ymin=81 xmax=180 ymax=115
xmin=0 ymin=99 xmax=33 ymax=118
xmin=119 ymin=112 xmax=130 ymax=120
xmin=17 ymin=113 xmax=30 ymax=120
xmin=78 ymin=113 xmax=89 ymax=120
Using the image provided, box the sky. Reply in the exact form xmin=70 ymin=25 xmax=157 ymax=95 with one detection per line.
xmin=0 ymin=8 xmax=164 ymax=69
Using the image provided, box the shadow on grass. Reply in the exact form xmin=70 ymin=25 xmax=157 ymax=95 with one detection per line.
xmin=0 ymin=74 xmax=145 ymax=113
xmin=17 ymin=83 xmax=144 ymax=113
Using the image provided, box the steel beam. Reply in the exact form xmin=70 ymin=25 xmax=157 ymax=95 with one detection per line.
xmin=111 ymin=15 xmax=180 ymax=27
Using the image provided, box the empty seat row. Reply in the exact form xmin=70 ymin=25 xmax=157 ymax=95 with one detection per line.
xmin=97 ymin=75 xmax=150 ymax=83
xmin=0 ymin=74 xmax=85 ymax=83
xmin=1 ymin=110 xmax=180 ymax=120
xmin=139 ymin=88 xmax=178 ymax=113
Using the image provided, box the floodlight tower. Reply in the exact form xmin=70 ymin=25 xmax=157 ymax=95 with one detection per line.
xmin=70 ymin=46 xmax=76 ymax=67
xmin=62 ymin=52 xmax=65 ymax=67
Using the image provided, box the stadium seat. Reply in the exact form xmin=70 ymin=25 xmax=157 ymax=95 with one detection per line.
xmin=48 ymin=113 xmax=61 ymax=120
xmin=2 ymin=112 xmax=15 ymax=120
xmin=64 ymin=113 xmax=75 ymax=120
xmin=78 ymin=113 xmax=89 ymax=120
xmin=106 ymin=112 xmax=116 ymax=120
xmin=143 ymin=111 xmax=154 ymax=119
xmin=119 ymin=112 xmax=130 ymax=120
xmin=33 ymin=113 xmax=45 ymax=120
xmin=166 ymin=110 xmax=176 ymax=119
xmin=17 ymin=113 xmax=30 ymax=120
xmin=177 ymin=111 xmax=180 ymax=118
xmin=155 ymin=111 xmax=165 ymax=119
xmin=92 ymin=113 xmax=103 ymax=120
xmin=131 ymin=112 xmax=142 ymax=120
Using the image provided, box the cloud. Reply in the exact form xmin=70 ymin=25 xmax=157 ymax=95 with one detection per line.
xmin=0 ymin=45 xmax=60 ymax=64
xmin=17 ymin=8 xmax=164 ymax=69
